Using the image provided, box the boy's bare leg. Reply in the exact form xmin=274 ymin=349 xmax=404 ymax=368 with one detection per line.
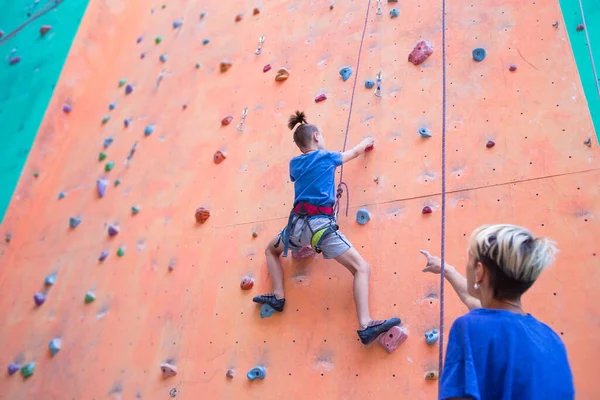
xmin=334 ymin=247 xmax=372 ymax=329
xmin=265 ymin=236 xmax=285 ymax=299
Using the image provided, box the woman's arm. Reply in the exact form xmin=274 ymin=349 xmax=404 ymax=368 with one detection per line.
xmin=341 ymin=137 xmax=374 ymax=163
xmin=420 ymin=250 xmax=481 ymax=310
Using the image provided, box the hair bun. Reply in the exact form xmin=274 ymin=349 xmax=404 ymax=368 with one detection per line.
xmin=288 ymin=111 xmax=308 ymax=130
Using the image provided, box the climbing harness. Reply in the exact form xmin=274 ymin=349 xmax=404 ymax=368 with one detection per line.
xmin=255 ymin=35 xmax=265 ymax=55
xmin=374 ymin=70 xmax=382 ymax=97
xmin=236 ymin=107 xmax=248 ymax=132
xmin=577 ymin=0 xmax=600 ymax=98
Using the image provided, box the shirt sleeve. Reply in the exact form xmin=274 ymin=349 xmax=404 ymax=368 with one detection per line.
xmin=329 ymin=151 xmax=343 ymax=167
xmin=289 ymin=161 xmax=296 ymax=182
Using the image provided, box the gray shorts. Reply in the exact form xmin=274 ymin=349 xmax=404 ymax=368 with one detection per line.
xmin=279 ymin=216 xmax=353 ymax=259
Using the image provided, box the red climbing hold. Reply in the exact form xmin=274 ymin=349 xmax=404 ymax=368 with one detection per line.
xmin=315 ymin=93 xmax=327 ymax=103
xmin=377 ymin=326 xmax=408 ymax=354
xmin=576 ymin=24 xmax=585 ymax=31
xmin=240 ymin=276 xmax=254 ymax=290
xmin=235 ymin=14 xmax=243 ymax=22
xmin=195 ymin=207 xmax=210 ymax=223
xmin=213 ymin=150 xmax=226 ymax=164
xmin=509 ymin=64 xmax=517 ymax=72
xmin=263 ymin=64 xmax=272 ymax=73
xmin=408 ymin=40 xmax=433 ymax=66
xmin=9 ymin=56 xmax=21 ymax=66
xmin=221 ymin=116 xmax=233 ymax=126
xmin=220 ymin=60 xmax=232 ymax=73
xmin=365 ymin=144 xmax=374 ymax=152
xmin=486 ymin=140 xmax=495 ymax=149
xmin=330 ymin=5 xmax=334 ymax=10
xmin=0 ymin=30 xmax=4 ymax=39
xmin=253 ymin=8 xmax=260 ymax=15
xmin=160 ymin=363 xmax=178 ymax=379
xmin=40 ymin=25 xmax=51 ymax=36
xmin=422 ymin=206 xmax=433 ymax=214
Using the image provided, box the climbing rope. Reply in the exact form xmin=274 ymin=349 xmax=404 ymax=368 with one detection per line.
xmin=577 ymin=0 xmax=600 ymax=98
xmin=335 ymin=0 xmax=373 ymax=218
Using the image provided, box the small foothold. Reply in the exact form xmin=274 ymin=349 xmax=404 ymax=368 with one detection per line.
xmin=419 ymin=128 xmax=432 ymax=138
xmin=62 ymin=104 xmax=72 ymax=113
xmin=8 ymin=363 xmax=20 ymax=376
xmin=155 ymin=36 xmax=162 ymax=44
xmin=118 ymin=78 xmax=127 ymax=87
xmin=117 ymin=246 xmax=125 ymax=257
xmin=161 ymin=363 xmax=178 ymax=379
xmin=159 ymin=53 xmax=168 ymax=63
xmin=330 ymin=5 xmax=334 ymax=10
xmin=20 ymin=362 xmax=35 ymax=378
xmin=58 ymin=191 xmax=66 ymax=200
xmin=33 ymin=171 xmax=39 ymax=178
xmin=34 ymin=292 xmax=46 ymax=306
xmin=98 ymin=152 xmax=107 ymax=161
xmin=172 ymin=19 xmax=183 ymax=29
xmin=425 ymin=329 xmax=439 ymax=344
xmin=576 ymin=24 xmax=584 ymax=31
xmin=105 ymin=161 xmax=115 ymax=172
xmin=131 ymin=205 xmax=141 ymax=215
xmin=235 ymin=14 xmax=243 ymax=22
xmin=213 ymin=150 xmax=226 ymax=164
xmin=240 ymin=276 xmax=254 ymax=290
xmin=226 ymin=369 xmax=235 ymax=378
xmin=182 ymin=104 xmax=188 ymax=110
xmin=84 ymin=291 xmax=96 ymax=304
xmin=102 ymin=115 xmax=110 ymax=125
xmin=195 ymin=63 xmax=201 ymax=69
xmin=356 ymin=209 xmax=371 ymax=225
xmin=422 ymin=206 xmax=433 ymax=214
xmin=584 ymin=138 xmax=592 ymax=147
xmin=509 ymin=64 xmax=517 ymax=72
xmin=202 ymin=39 xmax=210 ymax=45
xmin=40 ymin=25 xmax=51 ymax=35
xmin=200 ymin=12 xmax=206 ymax=19
xmin=49 ymin=338 xmax=61 ymax=356
xmin=195 ymin=207 xmax=210 ymax=223
xmin=125 ymin=84 xmax=134 ymax=95
xmin=69 ymin=216 xmax=82 ymax=229
xmin=136 ymin=36 xmax=143 ymax=44
xmin=221 ymin=116 xmax=233 ymax=126
xmin=315 ymin=93 xmax=327 ymax=103
xmin=98 ymin=250 xmax=109 ymax=262
xmin=408 ymin=40 xmax=434 ymax=65
xmin=44 ymin=273 xmax=57 ymax=286
xmin=390 ymin=8 xmax=400 ymax=18
xmin=108 ymin=102 xmax=116 ymax=111
xmin=552 ymin=21 xmax=559 ymax=28
xmin=365 ymin=80 xmax=375 ymax=89
xmin=472 ymin=48 xmax=486 ymax=62
xmin=114 ymin=179 xmax=120 ymax=186
xmin=5 ymin=233 xmax=11 ymax=243
xmin=374 ymin=176 xmax=379 ymax=184
xmin=253 ymin=8 xmax=260 ymax=15
xmin=103 ymin=137 xmax=114 ymax=148
xmin=107 ymin=224 xmax=120 ymax=237
xmin=377 ymin=325 xmax=408 ymax=354
xmin=9 ymin=56 xmax=21 ymax=66
xmin=247 ymin=366 xmax=266 ymax=380
xmin=168 ymin=260 xmax=175 ymax=271
xmin=252 ymin=231 xmax=258 ymax=238
xmin=220 ymin=60 xmax=233 ymax=73
xmin=263 ymin=64 xmax=272 ymax=73
xmin=275 ymin=67 xmax=290 ymax=81
xmin=486 ymin=140 xmax=495 ymax=149
xmin=124 ymin=118 xmax=131 ymax=128
xmin=425 ymin=371 xmax=439 ymax=380
xmin=260 ymin=304 xmax=276 ymax=318
xmin=144 ymin=125 xmax=155 ymax=136
xmin=339 ymin=66 xmax=353 ymax=82
xmin=140 ymin=53 xmax=146 ymax=59
xmin=0 ymin=30 xmax=4 ymax=39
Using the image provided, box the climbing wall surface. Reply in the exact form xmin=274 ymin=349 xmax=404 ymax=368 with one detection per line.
xmin=1 ymin=0 xmax=599 ymax=398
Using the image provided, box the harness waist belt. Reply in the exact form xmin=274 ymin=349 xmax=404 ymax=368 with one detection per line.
xmin=293 ymin=203 xmax=334 ymax=216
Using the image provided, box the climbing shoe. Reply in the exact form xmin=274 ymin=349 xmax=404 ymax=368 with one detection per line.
xmin=357 ymin=318 xmax=401 ymax=345
xmin=252 ymin=293 xmax=285 ymax=312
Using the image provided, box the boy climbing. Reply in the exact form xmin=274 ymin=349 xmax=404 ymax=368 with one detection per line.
xmin=253 ymin=111 xmax=401 ymax=345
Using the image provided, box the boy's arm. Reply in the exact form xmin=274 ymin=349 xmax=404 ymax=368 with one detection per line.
xmin=341 ymin=137 xmax=374 ymax=163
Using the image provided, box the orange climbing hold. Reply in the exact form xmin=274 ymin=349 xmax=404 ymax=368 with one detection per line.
xmin=220 ymin=60 xmax=232 ymax=73
xmin=221 ymin=116 xmax=233 ymax=126
xmin=235 ymin=14 xmax=243 ymax=22
xmin=377 ymin=325 xmax=408 ymax=354
xmin=275 ymin=68 xmax=290 ymax=82
xmin=240 ymin=276 xmax=254 ymax=290
xmin=160 ymin=363 xmax=178 ymax=379
xmin=195 ymin=207 xmax=210 ymax=223
xmin=214 ymin=150 xmax=226 ymax=164
xmin=253 ymin=8 xmax=260 ymax=15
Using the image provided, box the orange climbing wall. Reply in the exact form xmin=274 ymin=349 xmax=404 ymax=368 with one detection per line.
xmin=1 ymin=0 xmax=599 ymax=398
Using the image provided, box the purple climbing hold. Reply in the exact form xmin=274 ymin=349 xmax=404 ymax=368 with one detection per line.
xmin=97 ymin=179 xmax=108 ymax=198
xmin=62 ymin=104 xmax=72 ymax=113
xmin=9 ymin=56 xmax=21 ymax=66
xmin=34 ymin=292 xmax=46 ymax=306
xmin=8 ymin=363 xmax=20 ymax=376
xmin=124 ymin=118 xmax=131 ymax=128
xmin=137 ymin=36 xmax=143 ymax=43
xmin=125 ymin=84 xmax=134 ymax=95
xmin=108 ymin=224 xmax=120 ymax=237
xmin=140 ymin=53 xmax=146 ymax=59
xmin=98 ymin=250 xmax=109 ymax=262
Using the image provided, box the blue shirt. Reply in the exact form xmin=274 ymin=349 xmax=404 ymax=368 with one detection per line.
xmin=290 ymin=149 xmax=343 ymax=207
xmin=440 ymin=308 xmax=574 ymax=400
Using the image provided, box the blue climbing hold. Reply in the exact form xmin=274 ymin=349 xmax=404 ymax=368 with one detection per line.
xmin=472 ymin=48 xmax=486 ymax=62
xmin=69 ymin=217 xmax=82 ymax=229
xmin=49 ymin=338 xmax=61 ymax=356
xmin=44 ymin=273 xmax=57 ymax=286
xmin=200 ymin=12 xmax=206 ymax=19
xmin=365 ymin=80 xmax=375 ymax=89
xmin=58 ymin=191 xmax=66 ymax=200
xmin=103 ymin=137 xmax=114 ymax=148
xmin=202 ymin=39 xmax=210 ymax=45
xmin=144 ymin=125 xmax=155 ymax=136
xmin=159 ymin=54 xmax=168 ymax=63
xmin=108 ymin=102 xmax=116 ymax=111
xmin=419 ymin=128 xmax=432 ymax=138
xmin=260 ymin=303 xmax=276 ymax=318
xmin=425 ymin=329 xmax=439 ymax=345
xmin=339 ymin=66 xmax=352 ymax=82
xmin=247 ymin=366 xmax=266 ymax=381
xmin=124 ymin=118 xmax=131 ymax=128
xmin=356 ymin=209 xmax=371 ymax=225
xmin=173 ymin=19 xmax=183 ymax=29
xmin=97 ymin=179 xmax=108 ymax=198
xmin=390 ymin=8 xmax=400 ymax=18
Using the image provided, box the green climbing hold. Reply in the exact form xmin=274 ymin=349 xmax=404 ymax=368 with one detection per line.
xmin=105 ymin=161 xmax=115 ymax=172
xmin=114 ymin=179 xmax=121 ymax=187
xmin=155 ymin=36 xmax=162 ymax=44
xmin=132 ymin=205 xmax=141 ymax=215
xmin=195 ymin=63 xmax=201 ymax=69
xmin=99 ymin=152 xmax=107 ymax=161
xmin=102 ymin=115 xmax=110 ymax=124
xmin=21 ymin=362 xmax=35 ymax=378
xmin=84 ymin=291 xmax=96 ymax=304
xmin=117 ymin=246 xmax=125 ymax=257
xmin=118 ymin=78 xmax=127 ymax=87
xmin=33 ymin=171 xmax=39 ymax=178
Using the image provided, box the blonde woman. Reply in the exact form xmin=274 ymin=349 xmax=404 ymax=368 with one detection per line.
xmin=421 ymin=224 xmax=574 ymax=400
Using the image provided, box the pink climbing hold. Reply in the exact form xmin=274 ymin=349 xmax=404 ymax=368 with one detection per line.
xmin=486 ymin=140 xmax=495 ymax=149
xmin=422 ymin=206 xmax=433 ymax=214
xmin=160 ymin=363 xmax=178 ymax=379
xmin=377 ymin=325 xmax=408 ymax=354
xmin=576 ymin=24 xmax=584 ymax=31
xmin=509 ymin=64 xmax=517 ymax=72
xmin=408 ymin=40 xmax=433 ymax=66
xmin=365 ymin=144 xmax=374 ymax=152
xmin=40 ymin=25 xmax=51 ymax=36
xmin=315 ymin=93 xmax=327 ymax=103
xmin=9 ymin=56 xmax=21 ymax=66
xmin=263 ymin=64 xmax=272 ymax=73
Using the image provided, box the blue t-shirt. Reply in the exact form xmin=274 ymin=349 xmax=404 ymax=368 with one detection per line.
xmin=440 ymin=308 xmax=574 ymax=400
xmin=290 ymin=149 xmax=343 ymax=207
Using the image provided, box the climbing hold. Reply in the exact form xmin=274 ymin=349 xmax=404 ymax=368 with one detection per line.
xmin=213 ymin=150 xmax=226 ymax=164
xmin=275 ymin=68 xmax=290 ymax=81
xmin=195 ymin=207 xmax=210 ymax=223
xmin=98 ymin=152 xmax=107 ymax=161
xmin=200 ymin=12 xmax=206 ymax=19
xmin=105 ymin=161 xmax=115 ymax=172
xmin=160 ymin=363 xmax=178 ymax=379
xmin=84 ymin=291 xmax=96 ymax=304
xmin=377 ymin=325 xmax=408 ymax=354
xmin=124 ymin=118 xmax=131 ymax=128
xmin=125 ymin=84 xmax=134 ymax=95
xmin=408 ymin=40 xmax=434 ymax=65
xmin=509 ymin=64 xmax=517 ymax=72
xmin=390 ymin=8 xmax=399 ymax=18
xmin=49 ymin=338 xmax=61 ymax=356
xmin=486 ymin=140 xmax=495 ymax=148
xmin=5 ymin=233 xmax=11 ymax=243
xmin=472 ymin=48 xmax=486 ymax=62
xmin=425 ymin=371 xmax=439 ymax=380
xmin=339 ymin=66 xmax=352 ymax=82
xmin=118 ymin=78 xmax=127 ymax=87
xmin=131 ymin=205 xmax=141 ymax=215
xmin=159 ymin=53 xmax=168 ymax=63
xmin=168 ymin=259 xmax=176 ymax=271
xmin=40 ymin=25 xmax=51 ymax=36
xmin=240 ymin=276 xmax=254 ymax=290
xmin=252 ymin=231 xmax=258 ymax=238
xmin=44 ymin=273 xmax=57 ymax=286
xmin=172 ymin=19 xmax=183 ymax=29
xmin=140 ymin=52 xmax=146 ymax=59
xmin=9 ymin=56 xmax=21 ymax=66
xmin=235 ymin=14 xmax=243 ymax=22
xmin=365 ymin=80 xmax=375 ymax=89
xmin=58 ymin=191 xmax=66 ymax=200
xmin=117 ymin=246 xmax=125 ymax=257
xmin=584 ymin=138 xmax=592 ymax=147
xmin=356 ymin=209 xmax=371 ymax=225
xmin=253 ymin=8 xmax=260 ymax=15
xmin=263 ymin=64 xmax=271 ymax=73
xmin=98 ymin=250 xmax=109 ymax=262
xmin=0 ymin=30 xmax=3 ymax=39
xmin=226 ymin=369 xmax=235 ymax=378
xmin=576 ymin=24 xmax=584 ymax=31
xmin=34 ymin=292 xmax=46 ymax=306
xmin=8 ymin=363 xmax=20 ymax=376
xmin=422 ymin=206 xmax=433 ymax=214
xmin=108 ymin=224 xmax=120 ymax=237
xmin=62 ymin=104 xmax=72 ymax=113
xmin=144 ymin=125 xmax=155 ymax=136
xmin=108 ymin=102 xmax=116 ymax=111
xmin=20 ymin=362 xmax=35 ymax=378
xmin=69 ymin=216 xmax=82 ymax=228
xmin=136 ymin=36 xmax=143 ymax=43
xmin=155 ymin=36 xmax=162 ymax=44
xmin=247 ymin=366 xmax=266 ymax=380
xmin=195 ymin=63 xmax=201 ymax=69
xmin=202 ymin=39 xmax=210 ymax=45
xmin=425 ymin=329 xmax=439 ymax=344
xmin=419 ymin=128 xmax=432 ymax=138
xmin=221 ymin=116 xmax=233 ymax=126
xmin=315 ymin=93 xmax=327 ymax=103
xmin=33 ymin=171 xmax=39 ymax=178
xmin=552 ymin=21 xmax=559 ymax=28
xmin=103 ymin=137 xmax=114 ymax=148
xmin=220 ymin=60 xmax=233 ymax=73
xmin=101 ymin=115 xmax=110 ymax=124
xmin=260 ymin=304 xmax=276 ymax=318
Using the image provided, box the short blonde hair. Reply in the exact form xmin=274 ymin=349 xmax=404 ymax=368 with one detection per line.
xmin=469 ymin=224 xmax=558 ymax=298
